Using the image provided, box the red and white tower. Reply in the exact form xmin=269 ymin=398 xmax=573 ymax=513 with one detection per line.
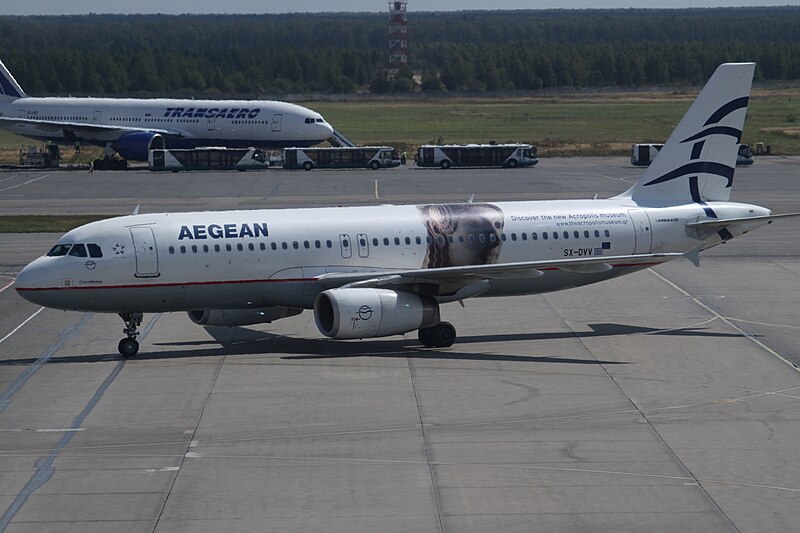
xmin=387 ymin=0 xmax=408 ymax=79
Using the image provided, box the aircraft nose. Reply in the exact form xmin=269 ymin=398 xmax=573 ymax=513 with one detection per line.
xmin=14 ymin=258 xmax=52 ymax=305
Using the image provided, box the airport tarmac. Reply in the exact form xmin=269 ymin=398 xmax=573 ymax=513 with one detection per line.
xmin=0 ymin=157 xmax=799 ymax=532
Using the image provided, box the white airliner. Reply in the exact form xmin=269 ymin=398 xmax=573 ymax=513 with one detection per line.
xmin=14 ymin=63 xmax=798 ymax=356
xmin=0 ymin=59 xmax=334 ymax=160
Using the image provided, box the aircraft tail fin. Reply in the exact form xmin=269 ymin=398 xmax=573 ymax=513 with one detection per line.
xmin=616 ymin=63 xmax=755 ymax=207
xmin=0 ymin=59 xmax=27 ymax=100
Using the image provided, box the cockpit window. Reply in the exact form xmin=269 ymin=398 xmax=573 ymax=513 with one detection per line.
xmin=87 ymin=244 xmax=103 ymax=258
xmin=316 ymin=118 xmax=324 ymax=123
xmin=305 ymin=118 xmax=315 ymax=124
xmin=47 ymin=244 xmax=72 ymax=256
xmin=68 ymin=243 xmax=87 ymax=257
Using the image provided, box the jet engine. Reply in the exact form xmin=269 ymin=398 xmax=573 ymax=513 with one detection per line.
xmin=188 ymin=307 xmax=302 ymax=327
xmin=314 ymin=288 xmax=440 ymax=339
xmin=115 ymin=131 xmax=165 ymax=161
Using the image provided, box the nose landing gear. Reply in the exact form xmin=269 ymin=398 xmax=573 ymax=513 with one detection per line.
xmin=118 ymin=312 xmax=143 ymax=357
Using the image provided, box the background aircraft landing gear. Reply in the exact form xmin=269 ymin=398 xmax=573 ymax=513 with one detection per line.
xmin=118 ymin=312 xmax=143 ymax=357
xmin=418 ymin=321 xmax=456 ymax=348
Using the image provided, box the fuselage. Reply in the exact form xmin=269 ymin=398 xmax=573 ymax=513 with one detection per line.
xmin=14 ymin=199 xmax=771 ymax=313
xmin=0 ymin=96 xmax=333 ymax=149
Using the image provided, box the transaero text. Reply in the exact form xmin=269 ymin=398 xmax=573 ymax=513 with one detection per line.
xmin=178 ymin=223 xmax=269 ymax=240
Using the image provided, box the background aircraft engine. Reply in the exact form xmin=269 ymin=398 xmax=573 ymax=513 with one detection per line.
xmin=188 ymin=307 xmax=302 ymax=327
xmin=115 ymin=131 xmax=165 ymax=161
xmin=314 ymin=288 xmax=440 ymax=339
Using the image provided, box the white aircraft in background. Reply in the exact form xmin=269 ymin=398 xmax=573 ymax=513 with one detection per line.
xmin=0 ymin=59 xmax=334 ymax=160
xmin=14 ymin=63 xmax=798 ymax=356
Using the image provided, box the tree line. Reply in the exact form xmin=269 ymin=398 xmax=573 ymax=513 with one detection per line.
xmin=1 ymin=8 xmax=799 ymax=97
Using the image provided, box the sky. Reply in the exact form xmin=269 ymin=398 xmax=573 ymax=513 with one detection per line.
xmin=0 ymin=0 xmax=797 ymax=15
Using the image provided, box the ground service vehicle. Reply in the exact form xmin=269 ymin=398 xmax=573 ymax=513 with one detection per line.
xmin=283 ymin=146 xmax=400 ymax=170
xmin=632 ymin=143 xmax=754 ymax=166
xmin=416 ymin=144 xmax=538 ymax=169
xmin=148 ymin=147 xmax=270 ymax=172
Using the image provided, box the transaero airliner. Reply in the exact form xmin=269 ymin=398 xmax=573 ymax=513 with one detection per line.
xmin=0 ymin=59 xmax=333 ymax=160
xmin=14 ymin=63 xmax=799 ymax=356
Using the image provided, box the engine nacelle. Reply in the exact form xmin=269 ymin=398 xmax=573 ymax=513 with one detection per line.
xmin=115 ymin=131 xmax=165 ymax=161
xmin=314 ymin=288 xmax=440 ymax=339
xmin=188 ymin=307 xmax=302 ymax=327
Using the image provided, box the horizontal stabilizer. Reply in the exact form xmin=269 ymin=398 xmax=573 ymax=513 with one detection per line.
xmin=686 ymin=212 xmax=800 ymax=229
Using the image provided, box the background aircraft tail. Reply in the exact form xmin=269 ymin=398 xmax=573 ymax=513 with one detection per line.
xmin=0 ymin=59 xmax=26 ymax=100
xmin=616 ymin=62 xmax=755 ymax=207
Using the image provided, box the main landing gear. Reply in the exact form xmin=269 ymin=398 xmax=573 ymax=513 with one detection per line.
xmin=418 ymin=321 xmax=456 ymax=348
xmin=118 ymin=312 xmax=143 ymax=357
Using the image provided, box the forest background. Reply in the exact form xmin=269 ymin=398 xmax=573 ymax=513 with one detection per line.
xmin=1 ymin=7 xmax=799 ymax=158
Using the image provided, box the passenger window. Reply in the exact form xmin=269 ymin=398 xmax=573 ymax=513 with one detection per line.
xmin=532 ymin=232 xmax=538 ymax=240
xmin=191 ymin=245 xmax=198 ymax=253
xmin=237 ymin=243 xmax=243 ymax=251
xmin=226 ymin=244 xmax=232 ymax=251
xmin=489 ymin=233 xmax=496 ymax=242
xmin=180 ymin=245 xmax=187 ymax=253
xmin=553 ymin=232 xmax=558 ymax=239
xmin=316 ymin=240 xmax=322 ymax=248
xmin=543 ymin=232 xmax=548 ymax=240
xmin=563 ymin=231 xmax=569 ymax=239
xmin=574 ymin=231 xmax=580 ymax=239
xmin=584 ymin=230 xmax=590 ymax=238
xmin=395 ymin=237 xmax=401 ymax=245
xmin=282 ymin=242 xmax=288 ymax=250
xmin=479 ymin=234 xmax=486 ymax=243
xmin=415 ymin=236 xmax=422 ymax=245
xmin=405 ymin=237 xmax=411 ymax=245
xmin=271 ymin=243 xmax=277 ymax=250
xmin=521 ymin=233 xmax=527 ymax=241
xmin=594 ymin=230 xmax=600 ymax=238
xmin=305 ymin=241 xmax=310 ymax=249
xmin=203 ymin=245 xmax=209 ymax=253
xmin=69 ymin=244 xmax=87 ymax=257
xmin=168 ymin=246 xmax=175 ymax=254
xmin=604 ymin=230 xmax=610 ymax=237
xmin=511 ymin=233 xmax=517 ymax=241
xmin=292 ymin=241 xmax=299 ymax=250
xmin=215 ymin=244 xmax=221 ymax=252
xmin=383 ymin=237 xmax=390 ymax=246
xmin=249 ymin=243 xmax=255 ymax=251
xmin=501 ymin=234 xmax=507 ymax=241
xmin=87 ymin=244 xmax=103 ymax=258
xmin=260 ymin=243 xmax=266 ymax=251
xmin=372 ymin=238 xmax=378 ymax=246
xmin=326 ymin=240 xmax=332 ymax=248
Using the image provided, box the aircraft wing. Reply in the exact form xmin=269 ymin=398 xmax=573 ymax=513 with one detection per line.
xmin=0 ymin=116 xmax=182 ymax=137
xmin=316 ymin=253 xmax=683 ymax=302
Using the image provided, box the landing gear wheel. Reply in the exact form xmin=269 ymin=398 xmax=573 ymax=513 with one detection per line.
xmin=118 ymin=312 xmax=143 ymax=357
xmin=118 ymin=338 xmax=139 ymax=357
xmin=418 ymin=321 xmax=456 ymax=348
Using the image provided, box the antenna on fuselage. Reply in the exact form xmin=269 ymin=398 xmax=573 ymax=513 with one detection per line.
xmin=131 ymin=205 xmax=140 ymax=216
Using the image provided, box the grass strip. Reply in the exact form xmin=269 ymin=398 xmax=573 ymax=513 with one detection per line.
xmin=0 ymin=215 xmax=113 ymax=233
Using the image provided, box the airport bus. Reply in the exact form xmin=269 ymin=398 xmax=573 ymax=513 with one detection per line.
xmin=148 ymin=147 xmax=270 ymax=172
xmin=416 ymin=144 xmax=538 ymax=169
xmin=631 ymin=143 xmax=754 ymax=166
xmin=283 ymin=146 xmax=401 ymax=170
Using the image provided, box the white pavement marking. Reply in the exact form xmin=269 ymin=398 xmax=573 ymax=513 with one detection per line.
xmin=0 ymin=278 xmax=15 ymax=295
xmin=0 ymin=174 xmax=50 ymax=193
xmin=649 ymin=269 xmax=800 ymax=373
xmin=0 ymin=308 xmax=44 ymax=345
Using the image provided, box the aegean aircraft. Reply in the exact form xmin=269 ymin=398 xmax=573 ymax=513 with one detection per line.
xmin=0 ymin=59 xmax=334 ymax=160
xmin=14 ymin=63 xmax=798 ymax=356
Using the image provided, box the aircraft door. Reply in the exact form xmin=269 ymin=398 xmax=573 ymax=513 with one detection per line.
xmin=92 ymin=111 xmax=102 ymax=123
xmin=628 ymin=209 xmax=652 ymax=254
xmin=356 ymin=233 xmax=369 ymax=258
xmin=271 ymin=114 xmax=283 ymax=132
xmin=129 ymin=226 xmax=160 ymax=278
xmin=339 ymin=234 xmax=352 ymax=259
xmin=207 ymin=117 xmax=216 ymax=131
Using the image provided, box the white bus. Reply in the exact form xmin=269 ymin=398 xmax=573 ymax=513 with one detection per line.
xmin=416 ymin=144 xmax=538 ymax=169
xmin=631 ymin=143 xmax=754 ymax=166
xmin=283 ymin=146 xmax=401 ymax=170
xmin=148 ymin=147 xmax=270 ymax=172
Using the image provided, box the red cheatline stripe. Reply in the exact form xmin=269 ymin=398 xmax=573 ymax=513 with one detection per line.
xmin=16 ymin=277 xmax=313 ymax=292
xmin=15 ymin=261 xmax=664 ymax=293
